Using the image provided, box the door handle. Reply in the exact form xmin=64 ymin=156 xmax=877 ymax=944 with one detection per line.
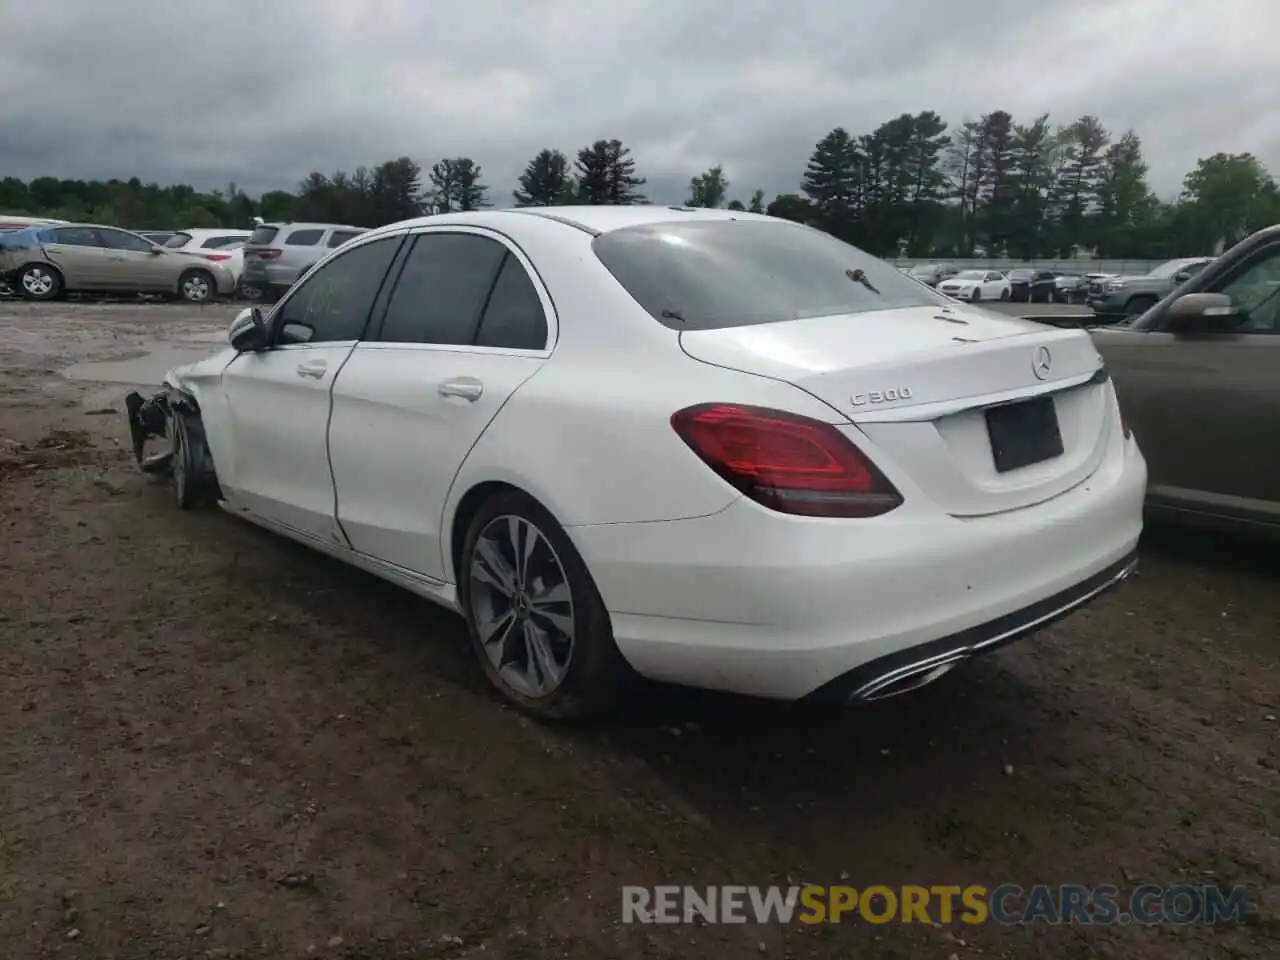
xmin=439 ymin=377 xmax=483 ymax=401
xmin=296 ymin=360 xmax=328 ymax=379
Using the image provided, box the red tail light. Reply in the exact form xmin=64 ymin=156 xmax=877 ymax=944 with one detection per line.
xmin=202 ymin=253 xmax=232 ymax=262
xmin=254 ymin=248 xmax=282 ymax=261
xmin=670 ymin=403 xmax=903 ymax=518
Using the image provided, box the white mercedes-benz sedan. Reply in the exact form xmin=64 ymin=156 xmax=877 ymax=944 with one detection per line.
xmin=125 ymin=206 xmax=1147 ymax=719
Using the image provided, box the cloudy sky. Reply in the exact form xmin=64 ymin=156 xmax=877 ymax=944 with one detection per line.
xmin=1 ymin=0 xmax=1276 ymax=206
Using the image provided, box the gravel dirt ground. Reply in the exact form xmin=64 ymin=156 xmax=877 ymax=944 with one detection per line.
xmin=0 ymin=302 xmax=1276 ymax=960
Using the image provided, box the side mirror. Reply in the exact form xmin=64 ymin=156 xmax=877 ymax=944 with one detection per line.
xmin=1173 ymin=271 xmax=1191 ymax=284
xmin=149 ymin=246 xmax=164 ymax=255
xmin=1165 ymin=293 xmax=1242 ymax=334
xmin=228 ymin=307 xmax=268 ymax=352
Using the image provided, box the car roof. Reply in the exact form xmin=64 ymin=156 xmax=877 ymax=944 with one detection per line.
xmin=258 ymin=222 xmax=365 ymax=231
xmin=360 ymin=205 xmax=776 ymax=240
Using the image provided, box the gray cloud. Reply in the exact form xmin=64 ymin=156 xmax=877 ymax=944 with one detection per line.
xmin=0 ymin=0 xmax=1276 ymax=205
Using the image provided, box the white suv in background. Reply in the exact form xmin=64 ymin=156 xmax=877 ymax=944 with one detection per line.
xmin=165 ymin=229 xmax=253 ymax=297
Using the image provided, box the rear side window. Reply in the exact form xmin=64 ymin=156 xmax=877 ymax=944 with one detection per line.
xmin=165 ymin=233 xmax=194 ymax=249
xmin=378 ymin=233 xmax=507 ymax=345
xmin=52 ymin=227 xmax=102 ymax=247
xmin=327 ymin=230 xmax=361 ymax=248
xmin=592 ymin=220 xmax=940 ymax=331
xmin=475 ymin=255 xmax=548 ymax=350
xmin=284 ymin=228 xmax=324 ymax=246
xmin=248 ymin=226 xmax=279 ymax=245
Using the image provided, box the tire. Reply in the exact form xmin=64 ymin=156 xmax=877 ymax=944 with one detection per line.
xmin=1124 ymin=296 xmax=1157 ymax=320
xmin=1000 ymin=287 xmax=1011 ymax=301
xmin=170 ymin=412 xmax=198 ymax=509
xmin=971 ymin=288 xmax=981 ymax=302
xmin=458 ymin=489 xmax=630 ymax=720
xmin=18 ymin=263 xmax=63 ymax=301
xmin=237 ymin=281 xmax=263 ymax=302
xmin=170 ymin=407 xmax=217 ymax=508
xmin=178 ymin=269 xmax=216 ymax=303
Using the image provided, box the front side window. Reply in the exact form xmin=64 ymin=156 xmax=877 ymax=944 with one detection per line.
xmin=165 ymin=233 xmax=194 ymax=249
xmin=1217 ymin=246 xmax=1280 ymax=334
xmin=99 ymin=229 xmax=155 ymax=253
xmin=592 ymin=220 xmax=944 ymax=331
xmin=274 ymin=236 xmax=400 ymax=345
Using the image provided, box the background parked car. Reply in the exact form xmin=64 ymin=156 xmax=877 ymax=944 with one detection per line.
xmin=163 ymin=228 xmax=253 ymax=297
xmin=1086 ymin=256 xmax=1215 ymax=322
xmin=1091 ymin=225 xmax=1279 ymax=537
xmin=906 ymin=262 xmax=959 ymax=287
xmin=239 ymin=221 xmax=366 ymax=302
xmin=1 ymin=215 xmax=69 ymax=232
xmin=1007 ymin=268 xmax=1057 ymax=303
xmin=1052 ymin=271 xmax=1083 ymax=303
xmin=0 ymin=224 xmax=235 ymax=302
xmin=936 ymin=269 xmax=1011 ymax=302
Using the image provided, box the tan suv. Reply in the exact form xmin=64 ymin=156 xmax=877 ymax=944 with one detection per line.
xmin=0 ymin=223 xmax=236 ymax=302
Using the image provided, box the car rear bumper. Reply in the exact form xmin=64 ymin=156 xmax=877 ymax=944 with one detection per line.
xmin=241 ymin=263 xmax=297 ymax=287
xmin=567 ymin=434 xmax=1147 ymax=701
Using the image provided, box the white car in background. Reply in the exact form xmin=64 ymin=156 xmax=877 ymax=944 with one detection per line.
xmin=164 ymin=229 xmax=254 ymax=296
xmin=937 ymin=269 xmax=1012 ymax=303
xmin=124 ymin=207 xmax=1145 ymax=720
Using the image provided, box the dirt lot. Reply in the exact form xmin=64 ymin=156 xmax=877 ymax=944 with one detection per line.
xmin=0 ymin=302 xmax=1276 ymax=959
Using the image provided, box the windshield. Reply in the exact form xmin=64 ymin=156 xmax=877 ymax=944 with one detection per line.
xmin=592 ymin=220 xmax=946 ymax=331
xmin=1008 ymin=269 xmax=1035 ymax=279
xmin=1149 ymin=259 xmax=1200 ymax=279
xmin=908 ymin=265 xmax=937 ymax=276
xmin=953 ymin=270 xmax=986 ymax=280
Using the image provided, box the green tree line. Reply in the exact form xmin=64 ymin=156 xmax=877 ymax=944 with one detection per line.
xmin=3 ymin=115 xmax=1277 ymax=260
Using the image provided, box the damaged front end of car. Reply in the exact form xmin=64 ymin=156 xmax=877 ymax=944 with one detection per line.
xmin=124 ymin=381 xmax=220 ymax=509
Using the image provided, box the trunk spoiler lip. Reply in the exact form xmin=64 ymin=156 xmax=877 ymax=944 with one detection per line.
xmin=847 ymin=362 xmax=1108 ymax=425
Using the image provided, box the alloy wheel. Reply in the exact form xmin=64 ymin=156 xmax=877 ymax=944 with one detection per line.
xmin=182 ymin=274 xmax=211 ymax=302
xmin=468 ymin=514 xmax=575 ymax=699
xmin=22 ymin=268 xmax=54 ymax=297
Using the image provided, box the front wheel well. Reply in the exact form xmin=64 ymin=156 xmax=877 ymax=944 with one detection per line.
xmin=449 ymin=481 xmax=524 ymax=582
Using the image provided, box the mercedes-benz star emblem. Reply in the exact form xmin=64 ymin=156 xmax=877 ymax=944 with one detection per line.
xmin=1032 ymin=345 xmax=1053 ymax=380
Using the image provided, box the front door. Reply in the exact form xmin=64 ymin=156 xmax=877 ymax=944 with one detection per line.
xmin=328 ymin=229 xmax=553 ymax=581
xmin=218 ymin=234 xmax=404 ymax=543
xmin=97 ymin=228 xmax=173 ymax=291
xmin=1106 ymin=239 xmax=1280 ymax=516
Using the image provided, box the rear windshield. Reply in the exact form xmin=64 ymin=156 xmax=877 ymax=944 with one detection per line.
xmin=164 ymin=233 xmax=194 ymax=249
xmin=592 ymin=220 xmax=943 ymax=331
xmin=248 ymin=226 xmax=279 ymax=245
xmin=202 ymin=235 xmax=247 ymax=249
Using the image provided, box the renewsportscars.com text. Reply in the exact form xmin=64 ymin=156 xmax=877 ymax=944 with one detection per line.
xmin=621 ymin=884 xmax=1256 ymax=926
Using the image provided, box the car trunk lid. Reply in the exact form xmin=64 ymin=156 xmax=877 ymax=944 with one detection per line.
xmin=679 ymin=304 xmax=1114 ymax=517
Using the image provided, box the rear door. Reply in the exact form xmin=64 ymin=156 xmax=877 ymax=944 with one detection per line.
xmin=41 ymin=226 xmax=114 ymax=286
xmin=328 ymin=228 xmax=553 ymax=581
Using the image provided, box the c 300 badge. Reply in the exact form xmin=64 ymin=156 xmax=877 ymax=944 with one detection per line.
xmin=851 ymin=387 xmax=913 ymax=406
